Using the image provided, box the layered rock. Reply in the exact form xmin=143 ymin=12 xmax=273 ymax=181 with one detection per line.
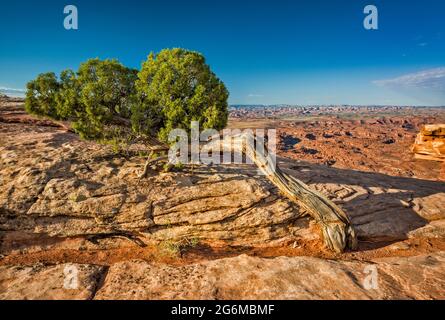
xmin=1 ymin=121 xmax=445 ymax=249
xmin=2 ymin=104 xmax=445 ymax=300
xmin=1 ymin=253 xmax=444 ymax=300
xmin=0 ymin=263 xmax=106 ymax=300
xmin=95 ymin=252 xmax=445 ymax=300
xmin=0 ymin=124 xmax=310 ymax=247
xmin=412 ymin=124 xmax=445 ymax=162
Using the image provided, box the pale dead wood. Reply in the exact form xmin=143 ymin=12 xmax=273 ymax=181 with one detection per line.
xmin=135 ymin=135 xmax=171 ymax=179
xmin=136 ymin=131 xmax=357 ymax=252
xmin=202 ymin=132 xmax=358 ymax=253
xmin=138 ymin=154 xmax=170 ymax=179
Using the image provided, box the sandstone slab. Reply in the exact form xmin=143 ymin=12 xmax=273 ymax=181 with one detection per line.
xmin=0 ymin=263 xmax=105 ymax=300
xmin=94 ymin=253 xmax=445 ymax=300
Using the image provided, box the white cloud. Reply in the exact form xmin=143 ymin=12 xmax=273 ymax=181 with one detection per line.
xmin=0 ymin=87 xmax=26 ymax=98
xmin=247 ymin=93 xmax=264 ymax=98
xmin=0 ymin=86 xmax=26 ymax=93
xmin=373 ymin=67 xmax=445 ymax=90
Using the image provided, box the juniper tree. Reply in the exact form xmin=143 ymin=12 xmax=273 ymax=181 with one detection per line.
xmin=25 ymin=50 xmax=228 ymax=144
xmin=25 ymin=72 xmax=60 ymax=119
xmin=61 ymin=59 xmax=138 ymax=141
xmin=134 ymin=48 xmax=229 ymax=141
xmin=24 ymin=49 xmax=356 ymax=253
xmin=26 ymin=59 xmax=138 ymax=143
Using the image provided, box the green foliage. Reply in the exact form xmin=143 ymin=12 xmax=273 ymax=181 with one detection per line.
xmin=173 ymin=162 xmax=185 ymax=171
xmin=25 ymin=49 xmax=229 ymax=145
xmin=55 ymin=69 xmax=80 ymax=119
xmin=159 ymin=237 xmax=200 ymax=257
xmin=137 ymin=150 xmax=151 ymax=158
xmin=79 ymin=59 xmax=137 ymax=118
xmin=25 ymin=72 xmax=60 ymax=119
xmin=135 ymin=48 xmax=229 ymax=141
xmin=26 ymin=59 xmax=138 ymax=141
xmin=69 ymin=59 xmax=138 ymax=140
xmin=162 ymin=162 xmax=173 ymax=173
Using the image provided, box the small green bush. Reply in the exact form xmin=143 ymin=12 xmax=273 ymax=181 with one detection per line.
xmin=25 ymin=49 xmax=229 ymax=145
xmin=25 ymin=72 xmax=60 ymax=119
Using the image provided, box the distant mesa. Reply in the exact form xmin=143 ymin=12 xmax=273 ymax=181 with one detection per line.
xmin=0 ymin=88 xmax=26 ymax=98
xmin=0 ymin=94 xmax=24 ymax=103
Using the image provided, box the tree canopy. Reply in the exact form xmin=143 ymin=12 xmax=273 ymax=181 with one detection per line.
xmin=25 ymin=72 xmax=60 ymax=120
xmin=134 ymin=48 xmax=229 ymax=141
xmin=25 ymin=49 xmax=229 ymax=144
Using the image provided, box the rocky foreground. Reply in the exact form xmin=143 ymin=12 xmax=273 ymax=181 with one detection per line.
xmin=1 ymin=99 xmax=445 ymax=300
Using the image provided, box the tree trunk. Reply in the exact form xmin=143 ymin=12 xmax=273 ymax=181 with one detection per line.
xmin=203 ymin=133 xmax=358 ymax=253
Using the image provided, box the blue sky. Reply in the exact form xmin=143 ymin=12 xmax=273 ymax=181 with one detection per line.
xmin=1 ymin=0 xmax=444 ymax=105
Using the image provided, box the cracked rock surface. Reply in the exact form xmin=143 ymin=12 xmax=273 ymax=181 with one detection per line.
xmin=1 ymin=253 xmax=444 ymax=300
xmin=1 ymin=101 xmax=445 ymax=300
xmin=2 ymin=122 xmax=444 ymax=246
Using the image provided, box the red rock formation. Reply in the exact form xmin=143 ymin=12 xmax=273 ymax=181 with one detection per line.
xmin=412 ymin=124 xmax=445 ymax=162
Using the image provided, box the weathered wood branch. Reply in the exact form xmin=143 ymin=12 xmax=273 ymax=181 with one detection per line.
xmin=138 ymin=154 xmax=169 ymax=179
xmin=202 ymin=133 xmax=358 ymax=253
xmin=136 ymin=131 xmax=357 ymax=252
